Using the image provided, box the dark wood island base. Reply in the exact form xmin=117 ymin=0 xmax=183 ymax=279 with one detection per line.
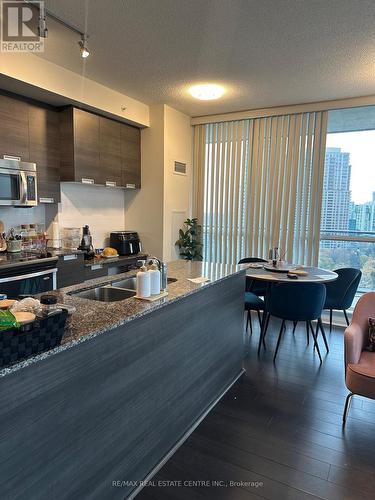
xmin=0 ymin=266 xmax=245 ymax=500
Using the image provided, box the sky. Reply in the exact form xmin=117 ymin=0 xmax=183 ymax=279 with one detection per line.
xmin=326 ymin=131 xmax=375 ymax=204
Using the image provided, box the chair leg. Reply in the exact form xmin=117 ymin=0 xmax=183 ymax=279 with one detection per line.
xmin=318 ymin=318 xmax=329 ymax=352
xmin=257 ymin=310 xmax=262 ymax=327
xmin=329 ymin=309 xmax=333 ymax=332
xmin=306 ymin=321 xmax=310 ymax=345
xmin=292 ymin=321 xmax=297 ymax=334
xmin=257 ymin=310 xmax=268 ymax=355
xmin=343 ymin=309 xmax=350 ymax=326
xmin=273 ymin=320 xmax=285 ymax=363
xmin=308 ymin=321 xmax=322 ymax=364
xmin=342 ymin=393 xmax=354 ymax=425
xmin=246 ymin=310 xmax=252 ymax=335
xmin=262 ymin=312 xmax=271 ymax=349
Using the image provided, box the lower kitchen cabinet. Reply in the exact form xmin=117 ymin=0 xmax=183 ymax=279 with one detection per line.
xmin=57 ymin=253 xmax=85 ymax=288
xmin=84 ymin=262 xmax=108 ymax=281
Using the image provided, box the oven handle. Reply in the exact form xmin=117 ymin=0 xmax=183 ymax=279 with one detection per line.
xmin=0 ymin=268 xmax=58 ymax=283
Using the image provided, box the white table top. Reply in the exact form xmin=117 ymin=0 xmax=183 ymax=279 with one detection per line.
xmin=244 ymin=264 xmax=338 ymax=283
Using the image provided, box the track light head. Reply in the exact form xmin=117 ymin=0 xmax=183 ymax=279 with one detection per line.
xmin=78 ymin=35 xmax=90 ymax=58
xmin=38 ymin=12 xmax=48 ymax=38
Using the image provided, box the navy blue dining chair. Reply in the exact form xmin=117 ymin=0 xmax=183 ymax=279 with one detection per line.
xmin=238 ymin=257 xmax=268 ymax=296
xmin=238 ymin=258 xmax=267 ymax=335
xmin=265 ymin=282 xmax=326 ymax=363
xmin=324 ymin=268 xmax=362 ymax=331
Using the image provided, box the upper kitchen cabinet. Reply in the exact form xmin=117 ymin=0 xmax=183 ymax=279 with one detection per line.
xmin=60 ymin=107 xmax=101 ymax=185
xmin=121 ymin=124 xmax=141 ymax=189
xmin=28 ymin=105 xmax=61 ymax=204
xmin=60 ymin=106 xmax=141 ymax=188
xmin=99 ymin=116 xmax=122 ymax=187
xmin=0 ymin=95 xmax=30 ymax=161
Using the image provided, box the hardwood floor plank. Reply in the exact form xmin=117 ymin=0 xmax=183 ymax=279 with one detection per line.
xmin=135 ymin=323 xmax=375 ymax=500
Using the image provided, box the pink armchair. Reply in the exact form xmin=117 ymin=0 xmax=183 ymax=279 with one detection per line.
xmin=343 ymin=292 xmax=375 ymax=425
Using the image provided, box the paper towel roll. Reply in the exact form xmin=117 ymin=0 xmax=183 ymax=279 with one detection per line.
xmin=51 ymin=221 xmax=61 ymax=248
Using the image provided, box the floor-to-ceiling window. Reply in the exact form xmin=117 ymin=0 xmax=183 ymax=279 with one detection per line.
xmin=319 ymin=109 xmax=375 ymax=294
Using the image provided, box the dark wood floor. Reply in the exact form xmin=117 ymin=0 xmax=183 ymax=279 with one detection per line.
xmin=137 ymin=316 xmax=375 ymax=500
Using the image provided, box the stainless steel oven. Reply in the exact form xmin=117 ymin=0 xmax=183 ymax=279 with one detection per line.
xmin=0 ymin=157 xmax=37 ymax=207
xmin=0 ymin=261 xmax=57 ymax=299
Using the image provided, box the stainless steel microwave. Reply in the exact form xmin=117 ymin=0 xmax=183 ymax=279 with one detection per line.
xmin=0 ymin=157 xmax=37 ymax=207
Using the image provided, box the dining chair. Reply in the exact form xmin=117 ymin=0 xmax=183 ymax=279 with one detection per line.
xmin=343 ymin=292 xmax=375 ymax=425
xmin=238 ymin=258 xmax=267 ymax=335
xmin=265 ymin=282 xmax=326 ymax=363
xmin=324 ymin=268 xmax=362 ymax=331
xmin=238 ymin=257 xmax=268 ymax=295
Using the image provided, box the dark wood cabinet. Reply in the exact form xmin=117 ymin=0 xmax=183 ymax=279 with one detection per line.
xmin=60 ymin=107 xmax=141 ymax=189
xmin=121 ymin=124 xmax=141 ymax=188
xmin=0 ymin=94 xmax=142 ymax=201
xmin=28 ymin=105 xmax=61 ymax=203
xmin=99 ymin=117 xmax=122 ymax=186
xmin=84 ymin=262 xmax=107 ymax=281
xmin=57 ymin=253 xmax=85 ymax=288
xmin=60 ymin=108 xmax=101 ymax=185
xmin=0 ymin=95 xmax=30 ymax=161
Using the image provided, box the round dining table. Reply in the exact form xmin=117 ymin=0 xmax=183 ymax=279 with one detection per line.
xmin=243 ymin=263 xmax=338 ymax=354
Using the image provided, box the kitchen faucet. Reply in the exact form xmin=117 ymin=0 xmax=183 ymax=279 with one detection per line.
xmin=147 ymin=256 xmax=168 ymax=291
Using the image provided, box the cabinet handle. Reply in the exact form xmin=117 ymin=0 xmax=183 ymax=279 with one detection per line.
xmin=105 ymin=181 xmax=117 ymax=187
xmin=82 ymin=178 xmax=95 ymax=185
xmin=63 ymin=254 xmax=78 ymax=261
xmin=126 ymin=183 xmax=136 ymax=189
xmin=91 ymin=264 xmax=103 ymax=270
xmin=39 ymin=197 xmax=54 ymax=204
xmin=3 ymin=155 xmax=21 ymax=161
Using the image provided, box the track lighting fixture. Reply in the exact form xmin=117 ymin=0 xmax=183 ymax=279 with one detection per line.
xmin=78 ymin=35 xmax=90 ymax=58
xmin=38 ymin=6 xmax=48 ymax=38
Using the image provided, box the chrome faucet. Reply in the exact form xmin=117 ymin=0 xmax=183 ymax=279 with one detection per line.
xmin=147 ymin=256 xmax=168 ymax=291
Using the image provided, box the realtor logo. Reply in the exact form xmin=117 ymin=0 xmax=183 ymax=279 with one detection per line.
xmin=1 ymin=1 xmax=44 ymax=52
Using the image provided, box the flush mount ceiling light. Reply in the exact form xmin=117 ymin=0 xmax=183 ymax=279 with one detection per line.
xmin=78 ymin=35 xmax=90 ymax=58
xmin=189 ymin=84 xmax=225 ymax=100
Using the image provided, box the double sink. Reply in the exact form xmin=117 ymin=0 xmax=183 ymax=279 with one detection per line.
xmin=69 ymin=276 xmax=177 ymax=302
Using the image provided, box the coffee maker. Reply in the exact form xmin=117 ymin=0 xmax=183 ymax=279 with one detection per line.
xmin=78 ymin=225 xmax=95 ymax=260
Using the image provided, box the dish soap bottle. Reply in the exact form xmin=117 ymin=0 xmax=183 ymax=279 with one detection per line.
xmin=136 ymin=265 xmax=151 ymax=298
xmin=149 ymin=263 xmax=161 ymax=295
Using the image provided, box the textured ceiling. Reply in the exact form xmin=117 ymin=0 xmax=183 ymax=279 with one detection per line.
xmin=39 ymin=0 xmax=375 ymax=117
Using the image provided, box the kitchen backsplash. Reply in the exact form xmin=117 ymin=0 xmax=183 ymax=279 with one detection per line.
xmin=58 ymin=183 xmax=126 ymax=248
xmin=0 ymin=184 xmax=126 ymax=249
xmin=0 ymin=205 xmax=46 ymax=233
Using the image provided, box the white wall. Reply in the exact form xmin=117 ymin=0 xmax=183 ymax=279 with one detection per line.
xmin=0 ymin=205 xmax=46 ymax=233
xmin=0 ymin=53 xmax=150 ymax=127
xmin=124 ymin=104 xmax=192 ymax=261
xmin=124 ymin=105 xmax=165 ymax=258
xmin=163 ymin=106 xmax=192 ymax=261
xmin=58 ymin=183 xmax=125 ymax=248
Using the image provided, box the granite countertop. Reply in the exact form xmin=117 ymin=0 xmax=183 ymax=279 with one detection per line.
xmin=0 ymin=261 xmax=245 ymax=377
xmin=84 ymin=252 xmax=148 ymax=267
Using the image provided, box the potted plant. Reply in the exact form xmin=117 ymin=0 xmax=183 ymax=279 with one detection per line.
xmin=175 ymin=218 xmax=203 ymax=261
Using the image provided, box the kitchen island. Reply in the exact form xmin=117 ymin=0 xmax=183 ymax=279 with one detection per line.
xmin=0 ymin=261 xmax=245 ymax=499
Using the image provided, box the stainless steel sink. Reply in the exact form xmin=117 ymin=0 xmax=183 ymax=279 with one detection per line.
xmin=69 ymin=286 xmax=136 ymax=302
xmin=112 ymin=276 xmax=177 ymax=290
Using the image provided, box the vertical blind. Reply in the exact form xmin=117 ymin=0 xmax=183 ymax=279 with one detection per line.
xmin=193 ymin=111 xmax=328 ymax=265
